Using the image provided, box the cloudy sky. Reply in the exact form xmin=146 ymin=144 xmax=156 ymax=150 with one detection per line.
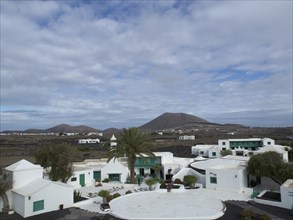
xmin=1 ymin=0 xmax=292 ymax=131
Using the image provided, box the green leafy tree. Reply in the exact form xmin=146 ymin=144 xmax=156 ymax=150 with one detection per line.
xmin=247 ymin=151 xmax=293 ymax=184
xmin=183 ymin=175 xmax=197 ymax=188
xmin=0 ymin=169 xmax=13 ymax=218
xmin=35 ymin=144 xmax=74 ymax=182
xmin=108 ymin=127 xmax=154 ymax=183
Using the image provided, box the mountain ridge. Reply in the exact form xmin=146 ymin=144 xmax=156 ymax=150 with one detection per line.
xmin=139 ymin=112 xmax=213 ymax=130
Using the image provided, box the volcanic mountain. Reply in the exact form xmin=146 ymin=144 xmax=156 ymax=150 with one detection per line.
xmin=139 ymin=112 xmax=212 ymax=130
xmin=44 ymin=124 xmax=100 ymax=133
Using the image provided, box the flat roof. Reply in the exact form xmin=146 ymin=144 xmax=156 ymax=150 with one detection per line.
xmin=110 ymin=189 xmax=225 ymax=220
xmin=190 ymin=158 xmax=245 ymax=170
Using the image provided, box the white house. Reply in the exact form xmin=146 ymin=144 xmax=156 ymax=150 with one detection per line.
xmin=191 ymin=145 xmax=220 ymax=158
xmin=1 ymin=160 xmax=74 ymax=218
xmin=188 ymin=156 xmax=252 ymax=194
xmin=12 ymin=179 xmax=73 ymax=218
xmin=78 ymin=138 xmax=100 ymax=144
xmin=179 ymin=135 xmax=195 ymax=141
xmin=67 ymin=166 xmax=95 ymax=188
xmin=5 ymin=159 xmax=43 ymax=188
xmin=192 ymin=138 xmax=288 ymax=161
xmin=101 ymin=158 xmax=129 ymax=183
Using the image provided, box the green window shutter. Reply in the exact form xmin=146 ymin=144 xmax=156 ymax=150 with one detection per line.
xmin=210 ymin=177 xmax=217 ymax=184
xmin=33 ymin=200 xmax=44 ymax=212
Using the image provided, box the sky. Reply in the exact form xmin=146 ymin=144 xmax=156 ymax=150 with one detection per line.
xmin=0 ymin=0 xmax=292 ymax=131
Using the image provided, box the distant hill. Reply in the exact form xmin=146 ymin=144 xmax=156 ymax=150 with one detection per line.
xmin=45 ymin=124 xmax=100 ymax=133
xmin=139 ymin=112 xmax=211 ymax=130
xmin=103 ymin=127 xmax=122 ymax=134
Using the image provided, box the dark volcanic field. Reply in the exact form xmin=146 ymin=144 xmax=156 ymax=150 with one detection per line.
xmin=0 ymin=127 xmax=292 ymax=167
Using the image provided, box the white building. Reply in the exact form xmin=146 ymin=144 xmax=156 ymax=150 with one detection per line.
xmin=1 ymin=160 xmax=74 ymax=218
xmin=12 ymin=179 xmax=73 ymax=218
xmin=191 ymin=138 xmax=288 ymax=162
xmin=188 ymin=156 xmax=252 ymax=194
xmin=101 ymin=158 xmax=129 ymax=183
xmin=110 ymin=134 xmax=117 ymax=147
xmin=255 ymin=179 xmax=293 ymax=210
xmin=179 ymin=135 xmax=195 ymax=141
xmin=78 ymin=138 xmax=100 ymax=144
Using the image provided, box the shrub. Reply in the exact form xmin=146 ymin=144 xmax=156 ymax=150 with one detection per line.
xmin=145 ymin=178 xmax=159 ymax=190
xmin=106 ymin=194 xmax=113 ymax=202
xmin=259 ymin=213 xmax=271 ymax=220
xmin=240 ymin=209 xmax=256 ymax=220
xmin=183 ymin=175 xmax=197 ymax=188
xmin=102 ymin=178 xmax=110 ymax=183
xmin=74 ymin=190 xmax=81 ymax=202
xmin=174 ymin=178 xmax=182 ymax=184
xmin=113 ymin=193 xmax=121 ymax=199
xmin=220 ymin=149 xmax=232 ymax=157
xmin=160 ymin=182 xmax=167 ymax=189
xmin=125 ymin=190 xmax=132 ymax=194
xmin=98 ymin=190 xmax=110 ymax=199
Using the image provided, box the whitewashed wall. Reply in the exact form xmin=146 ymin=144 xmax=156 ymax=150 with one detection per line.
xmin=101 ymin=159 xmax=129 ymax=183
xmin=16 ymin=183 xmax=73 ymax=218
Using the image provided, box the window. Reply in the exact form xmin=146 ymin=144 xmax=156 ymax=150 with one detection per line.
xmin=210 ymin=177 xmax=217 ymax=184
xmin=200 ymin=151 xmax=204 ymax=155
xmin=222 ymin=142 xmax=226 ymax=145
xmin=71 ymin=177 xmax=77 ymax=182
xmin=267 ymin=142 xmax=271 ymax=145
xmin=33 ymin=200 xmax=44 ymax=212
xmin=212 ymin=152 xmax=216 ymax=157
xmin=222 ymin=148 xmax=226 ymax=150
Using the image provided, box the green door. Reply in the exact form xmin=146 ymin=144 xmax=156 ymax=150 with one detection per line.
xmin=79 ymin=174 xmax=85 ymax=187
xmin=93 ymin=171 xmax=101 ymax=181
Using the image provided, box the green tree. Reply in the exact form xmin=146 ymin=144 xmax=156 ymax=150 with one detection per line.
xmin=183 ymin=175 xmax=197 ymax=188
xmin=0 ymin=169 xmax=13 ymax=219
xmin=247 ymin=151 xmax=293 ymax=183
xmin=35 ymin=144 xmax=74 ymax=182
xmin=108 ymin=127 xmax=154 ymax=183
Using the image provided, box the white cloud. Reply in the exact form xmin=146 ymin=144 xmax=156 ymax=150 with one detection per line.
xmin=1 ymin=0 xmax=292 ymax=130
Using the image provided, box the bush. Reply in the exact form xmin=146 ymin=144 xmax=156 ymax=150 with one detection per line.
xmin=240 ymin=209 xmax=256 ymax=220
xmin=125 ymin=190 xmax=132 ymax=194
xmin=74 ymin=190 xmax=81 ymax=202
xmin=102 ymin=178 xmax=110 ymax=183
xmin=106 ymin=194 xmax=113 ymax=202
xmin=98 ymin=190 xmax=110 ymax=198
xmin=113 ymin=193 xmax=121 ymax=199
xmin=145 ymin=178 xmax=159 ymax=190
xmin=174 ymin=178 xmax=182 ymax=184
xmin=183 ymin=175 xmax=197 ymax=188
xmin=220 ymin=149 xmax=232 ymax=157
xmin=160 ymin=182 xmax=167 ymax=189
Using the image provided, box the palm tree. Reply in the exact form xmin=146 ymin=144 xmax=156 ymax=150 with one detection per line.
xmin=108 ymin=127 xmax=154 ymax=183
